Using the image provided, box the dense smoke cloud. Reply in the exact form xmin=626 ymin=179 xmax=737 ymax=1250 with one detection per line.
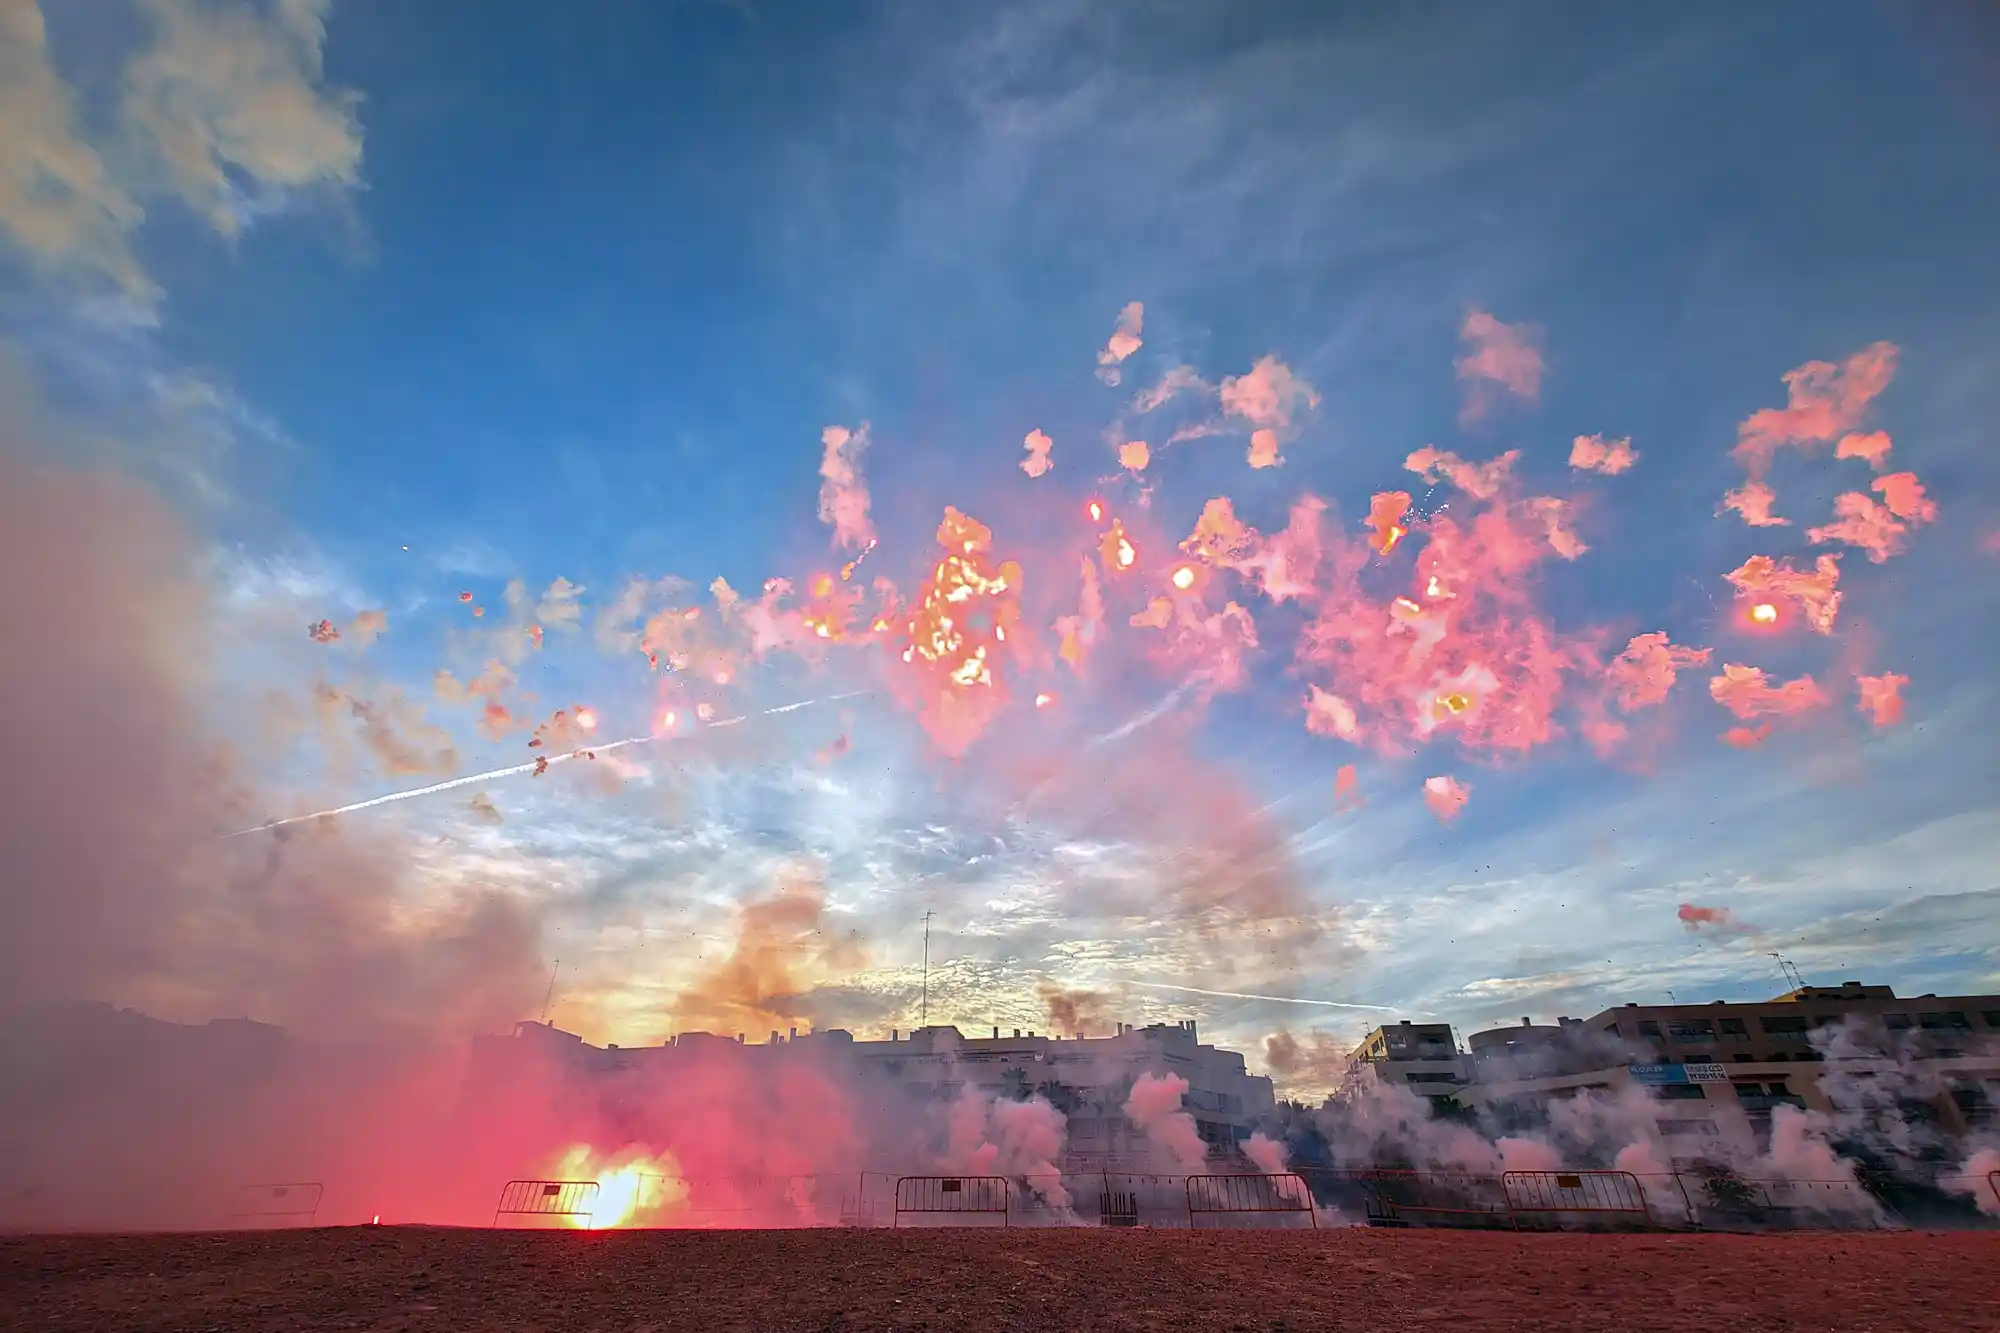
xmin=0 ymin=439 xmax=543 ymax=1034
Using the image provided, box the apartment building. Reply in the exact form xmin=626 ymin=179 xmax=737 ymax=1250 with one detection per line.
xmin=467 ymin=1016 xmax=1276 ymax=1167
xmin=1451 ymin=981 xmax=2000 ymax=1159
xmin=1339 ymin=1021 xmax=1469 ymax=1108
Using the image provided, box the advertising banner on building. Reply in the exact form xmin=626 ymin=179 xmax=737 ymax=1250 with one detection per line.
xmin=1628 ymin=1062 xmax=1728 ymax=1085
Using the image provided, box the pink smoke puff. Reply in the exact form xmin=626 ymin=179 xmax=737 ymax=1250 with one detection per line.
xmin=1856 ymin=672 xmax=1908 ymax=728
xmin=1122 ymin=1071 xmax=1209 ymax=1173
xmin=1405 ymin=445 xmax=1518 ymax=500
xmin=1732 ymin=342 xmax=1899 ymax=478
xmin=817 ymin=423 xmax=876 ymax=551
xmin=1724 ymin=554 xmax=1843 ymax=634
xmin=1678 ymin=902 xmax=1746 ymax=933
xmin=1455 ymin=309 xmax=1543 ymax=423
xmin=1834 ymin=430 xmax=1893 ymax=470
xmin=1604 ymin=632 xmax=1711 ymax=711
xmin=1809 ymin=475 xmax=1935 ymax=563
xmin=1244 ymin=1132 xmax=1287 ymax=1175
xmin=1720 ymin=480 xmax=1789 ymax=527
xmin=1709 ymin=663 xmax=1828 ymax=722
xmin=1569 ymin=433 xmax=1638 ymax=475
xmin=1019 ymin=428 xmax=1054 ymax=478
xmin=1423 ymin=775 xmax=1470 ymax=822
xmin=1097 ymin=301 xmax=1144 ymax=382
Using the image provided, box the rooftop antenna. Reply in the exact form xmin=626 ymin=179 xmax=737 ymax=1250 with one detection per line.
xmin=539 ymin=958 xmax=560 ymax=1024
xmin=1768 ymin=952 xmax=1805 ymax=991
xmin=1666 ymin=990 xmax=1678 ymax=1005
xmin=920 ymin=911 xmax=935 ymax=1029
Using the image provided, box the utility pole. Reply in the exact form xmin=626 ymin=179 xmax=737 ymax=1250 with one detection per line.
xmin=920 ymin=911 xmax=935 ymax=1030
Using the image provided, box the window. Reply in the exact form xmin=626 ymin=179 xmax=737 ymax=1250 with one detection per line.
xmin=1657 ymin=1084 xmax=1708 ymax=1101
xmin=1884 ymin=1013 xmax=1912 ymax=1030
xmin=1720 ymin=1018 xmax=1749 ymax=1038
xmin=1981 ymin=1011 xmax=2000 ymax=1028
xmin=1656 ymin=1118 xmax=1720 ymax=1137
xmin=1760 ymin=1016 xmax=1809 ymax=1037
xmin=1918 ymin=1012 xmax=1971 ymax=1030
xmin=1637 ymin=1020 xmax=1662 ymax=1038
xmin=1668 ymin=1020 xmax=1715 ymax=1040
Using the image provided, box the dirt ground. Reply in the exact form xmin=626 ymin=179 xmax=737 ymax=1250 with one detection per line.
xmin=3 ymin=1225 xmax=1995 ymax=1333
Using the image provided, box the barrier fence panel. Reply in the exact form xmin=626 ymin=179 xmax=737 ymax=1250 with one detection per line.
xmin=1302 ymin=1169 xmax=1510 ymax=1229
xmin=493 ymin=1179 xmax=601 ymax=1228
xmin=1502 ymin=1170 xmax=1650 ymax=1229
xmin=892 ymin=1176 xmax=1009 ymax=1227
xmin=1098 ymin=1173 xmax=1195 ymax=1229
xmin=841 ymin=1172 xmax=896 ymax=1226
xmin=230 ymin=1182 xmax=324 ymax=1228
xmin=1185 ymin=1174 xmax=1317 ymax=1230
xmin=1751 ymin=1178 xmax=1896 ymax=1228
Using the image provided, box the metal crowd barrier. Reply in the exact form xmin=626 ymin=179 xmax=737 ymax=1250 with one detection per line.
xmin=1300 ymin=1168 xmax=1512 ymax=1228
xmin=1501 ymin=1170 xmax=1652 ymax=1229
xmin=1185 ymin=1173 xmax=1317 ymax=1229
xmin=492 ymin=1179 xmax=601 ymax=1228
xmin=892 ymin=1176 xmax=1010 ymax=1227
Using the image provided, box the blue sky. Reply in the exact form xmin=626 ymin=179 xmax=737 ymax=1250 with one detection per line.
xmin=5 ymin=0 xmax=1999 ymax=1091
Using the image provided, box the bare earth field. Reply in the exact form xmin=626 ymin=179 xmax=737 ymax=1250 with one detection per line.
xmin=4 ymin=1226 xmax=1995 ymax=1333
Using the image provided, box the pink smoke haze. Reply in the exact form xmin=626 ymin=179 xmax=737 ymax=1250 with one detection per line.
xmin=1569 ymin=433 xmax=1638 ymax=475
xmin=1423 ymin=774 xmax=1470 ymax=822
xmin=1856 ymin=672 xmax=1908 ymax=728
xmin=1019 ymin=428 xmax=1054 ymax=478
xmin=816 ymin=423 xmax=876 ymax=551
xmin=1454 ymin=309 xmax=1543 ymax=421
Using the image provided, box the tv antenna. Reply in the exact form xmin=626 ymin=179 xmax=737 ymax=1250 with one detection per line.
xmin=1768 ymin=952 xmax=1805 ymax=991
xmin=539 ymin=958 xmax=560 ymax=1023
xmin=920 ymin=911 xmax=935 ymax=1029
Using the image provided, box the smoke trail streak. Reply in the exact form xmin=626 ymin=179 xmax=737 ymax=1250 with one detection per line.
xmin=1128 ymin=981 xmax=1406 ymax=1013
xmin=227 ymin=692 xmax=870 ymax=837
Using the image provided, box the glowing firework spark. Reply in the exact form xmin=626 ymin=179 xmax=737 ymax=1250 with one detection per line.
xmin=225 ymin=693 xmax=870 ymax=836
xmin=1750 ymin=602 xmax=1778 ymax=624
